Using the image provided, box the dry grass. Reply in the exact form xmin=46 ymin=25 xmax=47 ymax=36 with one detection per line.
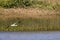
xmin=0 ymin=8 xmax=60 ymax=19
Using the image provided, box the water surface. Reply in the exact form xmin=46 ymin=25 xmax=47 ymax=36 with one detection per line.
xmin=0 ymin=32 xmax=60 ymax=40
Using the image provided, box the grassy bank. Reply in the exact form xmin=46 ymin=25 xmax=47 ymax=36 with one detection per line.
xmin=0 ymin=0 xmax=60 ymax=31
xmin=0 ymin=8 xmax=60 ymax=32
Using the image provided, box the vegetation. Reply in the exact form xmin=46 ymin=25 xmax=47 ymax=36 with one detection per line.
xmin=0 ymin=17 xmax=60 ymax=32
xmin=0 ymin=16 xmax=60 ymax=32
xmin=0 ymin=0 xmax=33 ymax=8
xmin=0 ymin=0 xmax=60 ymax=10
xmin=0 ymin=0 xmax=60 ymax=31
xmin=0 ymin=8 xmax=60 ymax=32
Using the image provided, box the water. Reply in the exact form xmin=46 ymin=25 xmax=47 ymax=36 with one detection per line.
xmin=0 ymin=32 xmax=60 ymax=40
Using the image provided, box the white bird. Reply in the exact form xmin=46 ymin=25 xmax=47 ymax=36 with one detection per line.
xmin=11 ymin=23 xmax=17 ymax=26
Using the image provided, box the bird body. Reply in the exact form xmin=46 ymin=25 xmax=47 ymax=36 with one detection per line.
xmin=11 ymin=23 xmax=17 ymax=26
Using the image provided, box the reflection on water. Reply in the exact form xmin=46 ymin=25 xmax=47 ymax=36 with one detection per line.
xmin=0 ymin=32 xmax=60 ymax=40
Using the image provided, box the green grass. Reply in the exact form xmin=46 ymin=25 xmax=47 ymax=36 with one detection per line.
xmin=0 ymin=0 xmax=60 ymax=10
xmin=0 ymin=15 xmax=60 ymax=32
